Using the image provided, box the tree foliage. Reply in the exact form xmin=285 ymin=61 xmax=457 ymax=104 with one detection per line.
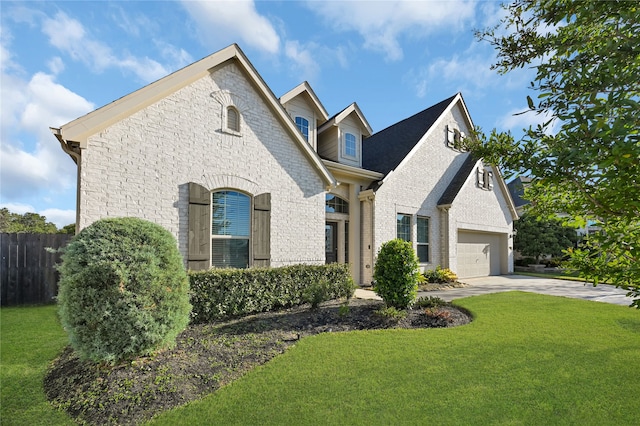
xmin=0 ymin=208 xmax=59 ymax=233
xmin=514 ymin=212 xmax=579 ymax=262
xmin=470 ymin=0 xmax=640 ymax=307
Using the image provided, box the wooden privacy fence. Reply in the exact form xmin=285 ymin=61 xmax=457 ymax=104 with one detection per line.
xmin=1 ymin=233 xmax=72 ymax=306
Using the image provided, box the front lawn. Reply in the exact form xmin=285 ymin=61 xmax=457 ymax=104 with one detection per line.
xmin=2 ymin=292 xmax=639 ymax=425
xmin=0 ymin=305 xmax=71 ymax=425
xmin=151 ymin=292 xmax=640 ymax=425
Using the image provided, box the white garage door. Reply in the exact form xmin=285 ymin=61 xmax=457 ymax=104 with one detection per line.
xmin=457 ymin=231 xmax=503 ymax=278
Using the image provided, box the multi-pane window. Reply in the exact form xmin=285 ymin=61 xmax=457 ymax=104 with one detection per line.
xmin=417 ymin=216 xmax=429 ymax=263
xmin=397 ymin=214 xmax=411 ymax=242
xmin=295 ymin=116 xmax=309 ymax=141
xmin=227 ymin=107 xmax=240 ymax=132
xmin=325 ymin=194 xmax=349 ymax=214
xmin=344 ymin=132 xmax=357 ymax=157
xmin=211 ymin=191 xmax=250 ymax=268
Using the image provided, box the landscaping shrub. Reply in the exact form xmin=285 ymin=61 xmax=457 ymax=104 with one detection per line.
xmin=515 ymin=257 xmax=537 ymax=267
xmin=57 ymin=218 xmax=191 ymax=363
xmin=423 ymin=266 xmax=458 ymax=284
xmin=414 ymin=296 xmax=448 ymax=309
xmin=373 ymin=239 xmax=420 ymax=309
xmin=189 ymin=263 xmax=355 ymax=323
xmin=375 ymin=305 xmax=407 ymax=320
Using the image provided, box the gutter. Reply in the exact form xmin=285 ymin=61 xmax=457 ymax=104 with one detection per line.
xmin=50 ymin=127 xmax=81 ymax=233
xmin=50 ymin=127 xmax=81 ymax=164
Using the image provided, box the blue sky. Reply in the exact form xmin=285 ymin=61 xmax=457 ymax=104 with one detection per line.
xmin=0 ymin=0 xmax=542 ymax=228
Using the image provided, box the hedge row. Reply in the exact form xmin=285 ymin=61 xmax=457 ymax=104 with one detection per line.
xmin=189 ymin=263 xmax=355 ymax=323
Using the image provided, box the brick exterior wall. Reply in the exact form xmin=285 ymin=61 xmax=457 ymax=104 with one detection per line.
xmin=371 ymin=102 xmax=513 ymax=277
xmin=78 ymin=62 xmax=326 ymax=267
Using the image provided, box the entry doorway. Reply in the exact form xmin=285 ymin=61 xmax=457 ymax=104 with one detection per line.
xmin=325 ymin=222 xmax=338 ymax=263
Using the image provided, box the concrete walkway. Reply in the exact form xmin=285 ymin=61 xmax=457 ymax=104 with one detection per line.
xmin=354 ymin=274 xmax=634 ymax=307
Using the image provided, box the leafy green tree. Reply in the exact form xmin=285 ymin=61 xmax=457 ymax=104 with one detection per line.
xmin=59 ymin=223 xmax=76 ymax=234
xmin=469 ymin=0 xmax=640 ymax=307
xmin=514 ymin=213 xmax=579 ymax=262
xmin=0 ymin=208 xmax=58 ymax=233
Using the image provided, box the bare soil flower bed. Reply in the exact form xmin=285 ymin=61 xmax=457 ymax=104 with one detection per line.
xmin=45 ymin=297 xmax=472 ymax=425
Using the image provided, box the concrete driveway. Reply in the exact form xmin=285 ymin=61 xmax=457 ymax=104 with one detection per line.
xmin=355 ymin=274 xmax=635 ymax=307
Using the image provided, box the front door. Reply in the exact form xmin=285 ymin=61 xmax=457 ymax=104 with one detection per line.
xmin=325 ymin=222 xmax=338 ymax=263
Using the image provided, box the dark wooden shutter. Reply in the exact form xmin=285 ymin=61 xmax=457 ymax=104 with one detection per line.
xmin=188 ymin=182 xmax=211 ymax=271
xmin=252 ymin=193 xmax=271 ymax=267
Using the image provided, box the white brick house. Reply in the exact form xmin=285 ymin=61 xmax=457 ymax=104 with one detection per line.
xmin=52 ymin=44 xmax=517 ymax=284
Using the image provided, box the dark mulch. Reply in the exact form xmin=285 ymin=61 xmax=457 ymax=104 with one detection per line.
xmin=44 ymin=298 xmax=472 ymax=425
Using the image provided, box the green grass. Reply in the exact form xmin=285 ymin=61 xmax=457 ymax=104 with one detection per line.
xmin=0 ymin=305 xmax=72 ymax=426
xmin=150 ymin=292 xmax=640 ymax=425
xmin=3 ymin=293 xmax=639 ymax=426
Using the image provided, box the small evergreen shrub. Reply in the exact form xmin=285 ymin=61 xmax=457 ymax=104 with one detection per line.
xmin=375 ymin=306 xmax=407 ymax=320
xmin=303 ymin=278 xmax=333 ymax=309
xmin=57 ymin=218 xmax=191 ymax=363
xmin=189 ymin=263 xmax=355 ymax=323
xmin=373 ymin=239 xmax=420 ymax=309
xmin=423 ymin=266 xmax=458 ymax=283
xmin=414 ymin=296 xmax=448 ymax=308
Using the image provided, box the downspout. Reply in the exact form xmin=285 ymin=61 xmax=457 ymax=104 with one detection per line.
xmin=437 ymin=204 xmax=451 ymax=269
xmin=358 ymin=188 xmax=376 ymax=285
xmin=50 ymin=127 xmax=81 ymax=234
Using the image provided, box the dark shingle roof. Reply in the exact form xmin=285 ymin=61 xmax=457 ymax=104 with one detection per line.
xmin=506 ymin=176 xmax=532 ymax=207
xmin=437 ymin=154 xmax=478 ymax=206
xmin=362 ymin=94 xmax=457 ymax=175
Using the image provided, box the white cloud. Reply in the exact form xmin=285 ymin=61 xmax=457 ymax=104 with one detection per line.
xmin=498 ymin=106 xmax=558 ymax=135
xmin=40 ymin=208 xmax=76 ymax=228
xmin=21 ymin=72 xmax=93 ymax=135
xmin=406 ymin=49 xmax=497 ymax=99
xmin=307 ymin=0 xmax=476 ymax=61
xmin=41 ymin=11 xmax=169 ymax=83
xmin=285 ymin=40 xmax=320 ymax=80
xmin=47 ymin=56 xmax=65 ymax=75
xmin=181 ymin=0 xmax=280 ymax=54
xmin=0 ymin=69 xmax=93 ymax=205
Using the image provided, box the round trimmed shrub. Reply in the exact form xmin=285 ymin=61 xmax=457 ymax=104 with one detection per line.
xmin=373 ymin=239 xmax=420 ymax=309
xmin=57 ymin=217 xmax=191 ymax=363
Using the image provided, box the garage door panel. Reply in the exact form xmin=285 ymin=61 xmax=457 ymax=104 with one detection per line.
xmin=457 ymin=242 xmax=490 ymax=278
xmin=457 ymin=231 xmax=503 ymax=278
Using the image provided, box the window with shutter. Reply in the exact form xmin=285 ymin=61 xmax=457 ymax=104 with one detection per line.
xmin=211 ymin=191 xmax=250 ymax=268
xmin=252 ymin=193 xmax=271 ymax=267
xmin=188 ymin=182 xmax=211 ymax=271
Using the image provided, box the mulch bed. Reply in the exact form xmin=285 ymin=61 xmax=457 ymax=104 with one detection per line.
xmin=44 ymin=297 xmax=472 ymax=425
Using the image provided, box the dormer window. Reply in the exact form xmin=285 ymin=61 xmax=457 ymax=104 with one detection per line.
xmin=295 ymin=116 xmax=309 ymax=141
xmin=344 ymin=133 xmax=357 ymax=158
xmin=226 ymin=106 xmax=240 ymax=132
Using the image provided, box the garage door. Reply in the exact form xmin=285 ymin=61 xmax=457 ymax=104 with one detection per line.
xmin=457 ymin=231 xmax=503 ymax=278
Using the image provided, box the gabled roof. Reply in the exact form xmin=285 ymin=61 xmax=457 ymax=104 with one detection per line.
xmin=279 ymin=81 xmax=329 ymax=121
xmin=318 ymin=102 xmax=373 ymax=136
xmin=362 ymin=94 xmax=458 ymax=175
xmin=507 ymin=176 xmax=532 ymax=208
xmin=437 ymin=156 xmax=519 ymax=220
xmin=437 ymin=154 xmax=478 ymax=206
xmin=51 ymin=44 xmax=336 ymax=188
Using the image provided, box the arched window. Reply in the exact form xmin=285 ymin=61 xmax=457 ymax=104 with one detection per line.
xmin=325 ymin=194 xmax=349 ymax=214
xmin=344 ymin=132 xmax=357 ymax=157
xmin=211 ymin=190 xmax=250 ymax=268
xmin=295 ymin=116 xmax=309 ymax=141
xmin=227 ymin=107 xmax=240 ymax=132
